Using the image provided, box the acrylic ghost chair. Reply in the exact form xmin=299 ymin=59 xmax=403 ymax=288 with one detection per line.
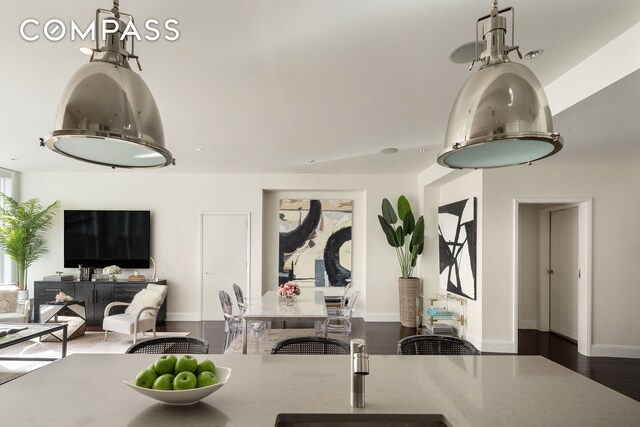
xmin=219 ymin=288 xmax=267 ymax=353
xmin=219 ymin=290 xmax=243 ymax=352
xmin=315 ymin=291 xmax=360 ymax=339
xmin=323 ymin=281 xmax=352 ymax=308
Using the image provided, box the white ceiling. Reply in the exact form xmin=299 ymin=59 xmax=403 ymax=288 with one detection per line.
xmin=1 ymin=0 xmax=639 ymax=174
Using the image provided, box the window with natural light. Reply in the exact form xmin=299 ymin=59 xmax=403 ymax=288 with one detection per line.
xmin=0 ymin=167 xmax=16 ymax=284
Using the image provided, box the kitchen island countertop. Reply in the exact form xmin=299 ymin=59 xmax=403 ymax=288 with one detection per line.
xmin=1 ymin=353 xmax=638 ymax=426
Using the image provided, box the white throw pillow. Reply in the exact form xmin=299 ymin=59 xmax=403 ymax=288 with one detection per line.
xmin=125 ymin=288 xmax=165 ymax=318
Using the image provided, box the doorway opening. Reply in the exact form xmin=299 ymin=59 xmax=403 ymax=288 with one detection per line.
xmin=513 ymin=198 xmax=592 ymax=356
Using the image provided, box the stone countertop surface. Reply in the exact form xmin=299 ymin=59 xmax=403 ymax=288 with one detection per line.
xmin=1 ymin=354 xmax=639 ymax=426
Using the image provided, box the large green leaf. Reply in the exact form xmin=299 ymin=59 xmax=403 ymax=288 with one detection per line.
xmin=396 ymin=226 xmax=405 ymax=246
xmin=381 ymin=198 xmax=397 ymax=224
xmin=410 ymin=216 xmax=425 ymax=248
xmin=378 ymin=215 xmax=400 ymax=247
xmin=397 ymin=195 xmax=411 ymax=221
xmin=403 ymin=210 xmax=415 ymax=236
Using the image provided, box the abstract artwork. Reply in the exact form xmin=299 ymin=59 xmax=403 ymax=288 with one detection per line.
xmin=279 ymin=199 xmax=352 ymax=287
xmin=438 ymin=197 xmax=477 ymax=300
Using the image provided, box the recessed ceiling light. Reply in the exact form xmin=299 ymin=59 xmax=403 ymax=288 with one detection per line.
xmin=448 ymin=41 xmax=487 ymax=64
xmin=307 ymin=160 xmax=316 ymax=164
xmin=10 ymin=158 xmax=18 ymax=161
xmin=380 ymin=148 xmax=398 ymax=155
xmin=195 ymin=148 xmax=204 ymax=152
xmin=419 ymin=149 xmax=428 ymax=153
xmin=523 ymin=49 xmax=544 ymax=59
xmin=78 ymin=47 xmax=94 ymax=56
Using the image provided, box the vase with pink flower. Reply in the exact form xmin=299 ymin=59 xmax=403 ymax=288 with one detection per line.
xmin=278 ymin=282 xmax=301 ymax=306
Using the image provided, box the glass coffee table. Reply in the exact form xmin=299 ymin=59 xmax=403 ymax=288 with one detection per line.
xmin=0 ymin=323 xmax=68 ymax=361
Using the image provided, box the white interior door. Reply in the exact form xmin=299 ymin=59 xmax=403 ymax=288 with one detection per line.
xmin=201 ymin=213 xmax=249 ymax=321
xmin=549 ymin=207 xmax=579 ymax=340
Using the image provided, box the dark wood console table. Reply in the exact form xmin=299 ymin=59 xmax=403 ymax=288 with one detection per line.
xmin=33 ymin=280 xmax=167 ymax=326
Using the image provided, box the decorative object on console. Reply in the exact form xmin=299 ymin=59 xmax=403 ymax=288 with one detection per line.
xmin=0 ymin=192 xmax=61 ymax=293
xmin=377 ymin=196 xmax=425 ymax=328
xmin=103 ymin=265 xmax=122 ymax=282
xmin=149 ymin=256 xmax=158 ymax=281
xmin=42 ymin=0 xmax=174 ymax=169
xmin=438 ymin=0 xmax=562 ymax=168
xmin=128 ymin=272 xmax=146 ymax=282
xmin=438 ymin=198 xmax=477 ymax=300
xmin=278 ymin=199 xmax=352 ymax=287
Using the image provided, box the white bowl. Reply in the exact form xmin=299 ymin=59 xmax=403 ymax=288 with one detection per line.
xmin=123 ymin=366 xmax=231 ymax=405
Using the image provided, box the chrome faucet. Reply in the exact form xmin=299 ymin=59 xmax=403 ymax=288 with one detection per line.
xmin=350 ymin=338 xmax=369 ymax=408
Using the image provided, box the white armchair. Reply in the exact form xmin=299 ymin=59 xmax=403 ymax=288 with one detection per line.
xmin=103 ymin=284 xmax=167 ymax=344
xmin=0 ymin=285 xmax=30 ymax=323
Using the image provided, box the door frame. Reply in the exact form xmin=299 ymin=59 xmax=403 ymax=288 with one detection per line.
xmin=513 ymin=198 xmax=592 ymax=356
xmin=198 ymin=211 xmax=251 ymax=321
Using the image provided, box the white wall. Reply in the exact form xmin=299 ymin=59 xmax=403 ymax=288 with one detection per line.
xmin=518 ymin=205 xmax=540 ymax=329
xmin=420 ymin=170 xmax=483 ymax=349
xmin=420 ymin=163 xmax=640 ymax=357
xmin=482 ymin=164 xmax=640 ymax=357
xmin=19 ymin=172 xmax=415 ymax=322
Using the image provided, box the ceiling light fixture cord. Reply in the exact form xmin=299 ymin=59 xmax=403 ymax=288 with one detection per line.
xmin=111 ymin=0 xmax=120 ymax=18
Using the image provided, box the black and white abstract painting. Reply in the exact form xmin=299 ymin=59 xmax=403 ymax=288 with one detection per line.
xmin=438 ymin=197 xmax=477 ymax=300
xmin=278 ymin=199 xmax=352 ymax=287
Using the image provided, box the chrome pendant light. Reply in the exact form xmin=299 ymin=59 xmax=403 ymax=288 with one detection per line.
xmin=43 ymin=0 xmax=174 ymax=168
xmin=438 ymin=0 xmax=562 ymax=169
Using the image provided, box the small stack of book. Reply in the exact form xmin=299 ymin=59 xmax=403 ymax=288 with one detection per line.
xmin=43 ymin=274 xmax=74 ymax=281
xmin=426 ymin=307 xmax=453 ymax=319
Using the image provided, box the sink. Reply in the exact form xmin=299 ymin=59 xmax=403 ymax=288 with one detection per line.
xmin=274 ymin=413 xmax=452 ymax=426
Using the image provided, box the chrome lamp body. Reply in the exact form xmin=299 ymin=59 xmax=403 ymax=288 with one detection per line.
xmin=43 ymin=1 xmax=174 ymax=168
xmin=438 ymin=1 xmax=563 ymax=169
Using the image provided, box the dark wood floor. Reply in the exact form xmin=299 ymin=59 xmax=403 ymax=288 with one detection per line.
xmin=157 ymin=320 xmax=640 ymax=403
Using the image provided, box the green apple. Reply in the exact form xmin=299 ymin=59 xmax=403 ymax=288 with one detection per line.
xmin=195 ymin=359 xmax=216 ymax=376
xmin=152 ymin=373 xmax=175 ymax=390
xmin=154 ymin=355 xmax=177 ymax=375
xmin=135 ymin=368 xmax=159 ymax=389
xmin=147 ymin=363 xmax=156 ymax=372
xmin=173 ymin=371 xmax=197 ymax=390
xmin=174 ymin=355 xmax=198 ymax=374
xmin=196 ymin=371 xmax=217 ymax=388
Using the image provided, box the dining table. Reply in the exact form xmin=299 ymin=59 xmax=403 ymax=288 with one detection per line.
xmin=241 ymin=290 xmax=328 ymax=354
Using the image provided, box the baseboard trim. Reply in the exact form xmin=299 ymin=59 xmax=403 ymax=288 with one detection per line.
xmin=518 ymin=320 xmax=539 ymax=329
xmin=481 ymin=339 xmax=516 ymax=353
xmin=166 ymin=312 xmax=200 ymax=322
xmin=363 ymin=313 xmax=400 ymax=322
xmin=591 ymin=344 xmax=640 ymax=359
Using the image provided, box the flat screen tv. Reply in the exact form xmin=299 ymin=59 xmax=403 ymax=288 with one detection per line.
xmin=64 ymin=210 xmax=151 ymax=268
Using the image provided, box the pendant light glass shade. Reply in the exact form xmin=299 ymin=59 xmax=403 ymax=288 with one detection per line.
xmin=43 ymin=1 xmax=174 ymax=168
xmin=438 ymin=2 xmax=562 ymax=169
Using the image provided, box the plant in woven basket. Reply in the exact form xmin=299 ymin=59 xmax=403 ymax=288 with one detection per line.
xmin=377 ymin=196 xmax=424 ymax=278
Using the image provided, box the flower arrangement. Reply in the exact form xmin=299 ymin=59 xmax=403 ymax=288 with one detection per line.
xmin=102 ymin=265 xmax=122 ymax=281
xmin=278 ymin=282 xmax=301 ymax=297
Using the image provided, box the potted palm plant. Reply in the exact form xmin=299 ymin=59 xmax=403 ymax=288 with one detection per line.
xmin=0 ymin=192 xmax=61 ymax=299
xmin=378 ymin=195 xmax=424 ymax=327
